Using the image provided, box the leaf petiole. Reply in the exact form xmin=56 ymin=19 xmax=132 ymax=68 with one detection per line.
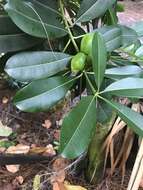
xmin=83 ymin=71 xmax=96 ymax=94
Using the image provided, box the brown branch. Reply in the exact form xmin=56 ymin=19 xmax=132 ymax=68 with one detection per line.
xmin=0 ymin=154 xmax=52 ymax=165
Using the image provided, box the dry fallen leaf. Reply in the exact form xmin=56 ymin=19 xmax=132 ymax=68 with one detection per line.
xmin=2 ymin=96 xmax=9 ymax=104
xmin=51 ymin=170 xmax=65 ymax=184
xmin=52 ymin=157 xmax=69 ymax=172
xmin=31 ymin=144 xmax=37 ymax=148
xmin=42 ymin=119 xmax=52 ymax=129
xmin=6 ymin=144 xmax=30 ymax=173
xmin=44 ymin=144 xmax=56 ymax=156
xmin=64 ymin=184 xmax=87 ymax=190
xmin=140 ymin=178 xmax=143 ymax=188
xmin=54 ymin=130 xmax=60 ymax=141
xmin=53 ymin=182 xmax=60 ymax=190
xmin=0 ymin=121 xmax=12 ymax=137
xmin=53 ymin=182 xmax=87 ymax=190
xmin=6 ymin=165 xmax=20 ymax=173
xmin=12 ymin=176 xmax=24 ymax=186
xmin=6 ymin=144 xmax=30 ymax=154
xmin=15 ymin=176 xmax=24 ymax=184
xmin=51 ymin=158 xmax=68 ymax=188
xmin=0 ymin=183 xmax=16 ymax=190
xmin=30 ymin=145 xmax=56 ymax=155
xmin=0 ymin=147 xmax=6 ymax=153
xmin=53 ymin=182 xmax=66 ymax=190
xmin=30 ymin=147 xmax=47 ymax=154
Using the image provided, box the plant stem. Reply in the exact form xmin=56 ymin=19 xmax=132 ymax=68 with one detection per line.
xmin=79 ymin=76 xmax=82 ymax=99
xmin=59 ymin=0 xmax=79 ymax=52
xmin=74 ymin=34 xmax=86 ymax=39
xmin=84 ymin=71 xmax=96 ymax=94
xmin=62 ymin=39 xmax=71 ymax=52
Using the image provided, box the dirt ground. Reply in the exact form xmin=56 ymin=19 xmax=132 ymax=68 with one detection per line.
xmin=0 ymin=1 xmax=143 ymax=190
xmin=118 ymin=0 xmax=143 ymax=25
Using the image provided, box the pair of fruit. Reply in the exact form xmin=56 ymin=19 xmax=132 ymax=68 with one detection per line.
xmin=71 ymin=33 xmax=94 ymax=73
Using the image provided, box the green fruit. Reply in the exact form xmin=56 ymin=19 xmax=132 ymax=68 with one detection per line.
xmin=80 ymin=33 xmax=94 ymax=56
xmin=71 ymin=52 xmax=87 ymax=73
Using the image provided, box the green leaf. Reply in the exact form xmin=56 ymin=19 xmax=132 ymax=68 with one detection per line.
xmin=60 ymin=96 xmax=96 ymax=159
xmin=92 ymin=32 xmax=107 ymax=89
xmin=13 ymin=76 xmax=75 ymax=112
xmin=97 ymin=26 xmax=122 ymax=52
xmin=5 ymin=52 xmax=72 ymax=82
xmin=103 ymin=77 xmax=143 ymax=98
xmin=131 ymin=21 xmax=143 ymax=37
xmin=76 ymin=0 xmax=116 ymax=23
xmin=4 ymin=0 xmax=67 ymax=39
xmin=119 ymin=25 xmax=138 ymax=47
xmin=105 ymin=65 xmax=142 ymax=80
xmin=116 ymin=3 xmax=125 ymax=12
xmin=135 ymin=46 xmax=143 ymax=58
xmin=97 ymin=99 xmax=113 ymax=124
xmin=81 ymin=26 xmax=121 ymax=57
xmin=0 ymin=140 xmax=15 ymax=148
xmin=0 ymin=121 xmax=12 ymax=137
xmin=110 ymin=56 xmax=134 ymax=66
xmin=123 ymin=44 xmax=135 ymax=53
xmin=0 ymin=13 xmax=41 ymax=53
xmin=101 ymin=98 xmax=143 ymax=137
xmin=103 ymin=7 xmax=118 ymax=26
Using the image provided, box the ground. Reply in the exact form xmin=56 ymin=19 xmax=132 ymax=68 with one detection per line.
xmin=0 ymin=1 xmax=143 ymax=190
xmin=118 ymin=0 xmax=143 ymax=26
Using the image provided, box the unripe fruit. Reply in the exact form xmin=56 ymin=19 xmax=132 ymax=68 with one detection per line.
xmin=71 ymin=52 xmax=87 ymax=73
xmin=80 ymin=33 xmax=94 ymax=56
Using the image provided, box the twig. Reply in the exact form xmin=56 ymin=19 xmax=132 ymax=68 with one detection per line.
xmin=127 ymin=139 xmax=143 ymax=190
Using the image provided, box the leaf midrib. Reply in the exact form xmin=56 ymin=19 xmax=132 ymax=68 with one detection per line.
xmin=6 ymin=56 xmax=71 ymax=69
xmin=76 ymin=0 xmax=108 ymax=22
xmin=103 ymin=99 xmax=143 ymax=134
xmin=6 ymin=5 xmax=67 ymax=32
xmin=31 ymin=0 xmax=61 ymax=15
xmin=97 ymin=36 xmax=101 ymax=88
xmin=76 ymin=0 xmax=116 ymax=22
xmin=16 ymin=77 xmax=75 ymax=102
xmin=62 ymin=96 xmax=95 ymax=154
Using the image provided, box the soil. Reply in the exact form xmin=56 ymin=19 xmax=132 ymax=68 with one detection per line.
xmin=0 ymin=1 xmax=143 ymax=190
xmin=118 ymin=0 xmax=143 ymax=26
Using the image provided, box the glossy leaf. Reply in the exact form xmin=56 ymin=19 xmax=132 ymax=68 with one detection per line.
xmin=92 ymin=32 xmax=107 ymax=89
xmin=97 ymin=99 xmax=113 ymax=124
xmin=119 ymin=25 xmax=138 ymax=46
xmin=105 ymin=65 xmax=142 ymax=80
xmin=110 ymin=56 xmax=134 ymax=66
xmin=13 ymin=76 xmax=75 ymax=112
xmin=4 ymin=0 xmax=67 ymax=39
xmin=97 ymin=26 xmax=122 ymax=52
xmin=131 ymin=21 xmax=143 ymax=37
xmin=0 ymin=13 xmax=41 ymax=53
xmin=101 ymin=98 xmax=143 ymax=137
xmin=5 ymin=52 xmax=72 ymax=81
xmin=122 ymin=40 xmax=141 ymax=53
xmin=103 ymin=77 xmax=143 ymax=98
xmin=135 ymin=46 xmax=143 ymax=58
xmin=103 ymin=7 xmax=118 ymax=26
xmin=76 ymin=0 xmax=116 ymax=23
xmin=60 ymin=96 xmax=96 ymax=159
